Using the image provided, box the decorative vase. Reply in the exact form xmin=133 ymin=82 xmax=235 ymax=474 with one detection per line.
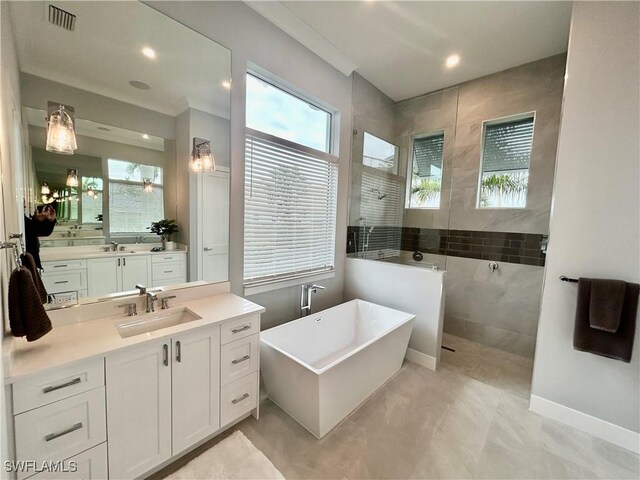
xmin=164 ymin=240 xmax=175 ymax=251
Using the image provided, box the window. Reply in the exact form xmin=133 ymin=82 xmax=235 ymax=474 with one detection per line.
xmin=407 ymin=133 xmax=444 ymax=208
xmin=363 ymin=132 xmax=398 ymax=174
xmin=81 ymin=177 xmax=103 ymax=224
xmin=246 ymin=73 xmax=331 ymax=153
xmin=478 ymin=114 xmax=534 ymax=208
xmin=108 ymin=159 xmax=163 ymax=233
xmin=244 ymin=73 xmax=338 ymax=289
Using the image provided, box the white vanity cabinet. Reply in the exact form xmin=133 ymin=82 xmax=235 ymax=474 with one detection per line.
xmin=11 ymin=359 xmax=107 ymax=480
xmin=151 ymin=252 xmax=187 ymax=287
xmin=106 ymin=322 xmax=228 ymax=478
xmin=105 ymin=339 xmax=172 ymax=479
xmin=87 ymin=256 xmax=151 ymax=296
xmin=41 ymin=259 xmax=88 ymax=300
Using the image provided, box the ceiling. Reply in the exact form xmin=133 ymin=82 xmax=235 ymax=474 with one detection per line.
xmin=9 ymin=1 xmax=231 ymax=117
xmin=248 ymin=1 xmax=572 ymax=101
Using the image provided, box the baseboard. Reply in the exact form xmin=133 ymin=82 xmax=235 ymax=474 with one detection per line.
xmin=530 ymin=395 xmax=640 ymax=454
xmin=405 ymin=348 xmax=437 ymax=371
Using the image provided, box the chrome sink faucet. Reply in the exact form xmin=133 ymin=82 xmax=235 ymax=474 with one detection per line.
xmin=146 ymin=292 xmax=158 ymax=313
xmin=110 ymin=241 xmax=119 ymax=252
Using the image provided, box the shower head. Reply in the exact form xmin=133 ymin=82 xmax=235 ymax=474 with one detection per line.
xmin=371 ymin=188 xmax=387 ymax=200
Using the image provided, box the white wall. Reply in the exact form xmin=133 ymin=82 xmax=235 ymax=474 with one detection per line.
xmin=148 ymin=1 xmax=353 ymax=329
xmin=531 ymin=1 xmax=640 ymax=449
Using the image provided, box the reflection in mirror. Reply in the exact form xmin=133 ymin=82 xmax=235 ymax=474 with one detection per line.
xmin=5 ymin=1 xmax=231 ymax=307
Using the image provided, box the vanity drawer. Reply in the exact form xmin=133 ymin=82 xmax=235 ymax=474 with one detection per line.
xmin=42 ymin=270 xmax=87 ymax=293
xmin=220 ymin=315 xmax=260 ymax=345
xmin=41 ymin=259 xmax=87 ymax=272
xmin=152 ymin=253 xmax=186 ymax=264
xmin=220 ymin=372 xmax=258 ymax=427
xmin=221 ymin=335 xmax=259 ymax=386
xmin=152 ymin=262 xmax=186 ymax=283
xmin=14 ymin=388 xmax=107 ymax=480
xmin=13 ymin=358 xmax=105 ymax=414
xmin=28 ymin=442 xmax=108 ymax=480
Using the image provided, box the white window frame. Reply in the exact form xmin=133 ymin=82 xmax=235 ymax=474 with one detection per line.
xmin=243 ymin=72 xmax=339 ymax=295
xmin=476 ymin=111 xmax=536 ymax=210
xmin=405 ymin=130 xmax=445 ymax=210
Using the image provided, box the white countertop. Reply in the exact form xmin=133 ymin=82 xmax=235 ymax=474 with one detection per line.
xmin=5 ymin=291 xmax=264 ymax=382
xmin=40 ymin=245 xmax=187 ymax=262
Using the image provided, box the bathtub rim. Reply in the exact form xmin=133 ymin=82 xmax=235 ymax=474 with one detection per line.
xmin=260 ymin=299 xmax=415 ymax=375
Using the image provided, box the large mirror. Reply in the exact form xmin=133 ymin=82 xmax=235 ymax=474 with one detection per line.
xmin=7 ymin=1 xmax=231 ymax=306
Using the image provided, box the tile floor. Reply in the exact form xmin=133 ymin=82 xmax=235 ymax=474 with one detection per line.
xmin=158 ymin=334 xmax=639 ymax=479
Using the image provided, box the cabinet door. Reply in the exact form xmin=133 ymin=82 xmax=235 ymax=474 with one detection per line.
xmin=106 ymin=339 xmax=171 ymax=479
xmin=172 ymin=325 xmax=221 ymax=454
xmin=86 ymin=257 xmax=119 ymax=296
xmin=120 ymin=255 xmax=150 ymax=292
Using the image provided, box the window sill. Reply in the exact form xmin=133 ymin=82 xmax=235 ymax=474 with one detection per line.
xmin=244 ymin=271 xmax=335 ymax=296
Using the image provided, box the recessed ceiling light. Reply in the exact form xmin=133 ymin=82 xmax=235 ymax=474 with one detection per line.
xmin=142 ymin=134 xmax=149 ymax=139
xmin=446 ymin=54 xmax=460 ymax=68
xmin=222 ymin=80 xmax=231 ymax=90
xmin=129 ymin=80 xmax=151 ymax=90
xmin=142 ymin=47 xmax=156 ymax=59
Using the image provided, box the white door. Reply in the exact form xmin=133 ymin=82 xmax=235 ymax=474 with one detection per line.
xmin=86 ymin=257 xmax=119 ymax=296
xmin=121 ymin=255 xmax=150 ymax=292
xmin=172 ymin=325 xmax=221 ymax=454
xmin=106 ymin=339 xmax=172 ymax=479
xmin=201 ymin=171 xmax=229 ymax=283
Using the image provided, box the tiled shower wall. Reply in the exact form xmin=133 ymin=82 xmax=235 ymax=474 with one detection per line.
xmin=349 ymin=55 xmax=566 ymax=358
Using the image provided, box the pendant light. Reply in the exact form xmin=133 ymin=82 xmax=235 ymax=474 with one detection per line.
xmin=46 ymin=103 xmax=78 ymax=155
xmin=52 ymin=190 xmax=60 ymax=199
xmin=41 ymin=182 xmax=50 ymax=195
xmin=87 ymin=185 xmax=96 ymax=198
xmin=189 ymin=137 xmax=215 ymax=173
xmin=66 ymin=169 xmax=79 ymax=187
xmin=143 ymin=178 xmax=153 ymax=193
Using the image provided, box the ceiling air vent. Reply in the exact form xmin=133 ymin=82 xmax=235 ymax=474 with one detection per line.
xmin=48 ymin=4 xmax=76 ymax=31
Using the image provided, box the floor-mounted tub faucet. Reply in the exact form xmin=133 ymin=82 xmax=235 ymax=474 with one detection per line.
xmin=300 ymin=284 xmax=325 ymax=316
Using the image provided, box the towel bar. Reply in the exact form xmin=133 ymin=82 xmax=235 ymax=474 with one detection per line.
xmin=560 ymin=275 xmax=579 ymax=283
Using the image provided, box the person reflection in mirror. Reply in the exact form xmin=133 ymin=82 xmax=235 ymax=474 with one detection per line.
xmin=24 ymin=203 xmax=57 ymax=270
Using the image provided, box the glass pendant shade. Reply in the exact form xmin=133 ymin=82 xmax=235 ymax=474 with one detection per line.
xmin=66 ymin=169 xmax=79 ymax=187
xmin=46 ymin=105 xmax=77 ymax=155
xmin=41 ymin=182 xmax=50 ymax=195
xmin=143 ymin=178 xmax=153 ymax=193
xmin=87 ymin=185 xmax=96 ymax=198
xmin=52 ymin=190 xmax=59 ymax=199
xmin=190 ymin=137 xmax=215 ymax=172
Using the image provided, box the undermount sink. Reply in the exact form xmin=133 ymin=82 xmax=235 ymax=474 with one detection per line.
xmin=114 ymin=307 xmax=202 ymax=338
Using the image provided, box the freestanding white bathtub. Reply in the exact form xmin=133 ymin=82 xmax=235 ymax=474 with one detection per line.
xmin=260 ymin=299 xmax=415 ymax=438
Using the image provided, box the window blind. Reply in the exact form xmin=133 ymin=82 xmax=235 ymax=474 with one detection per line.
xmin=482 ymin=117 xmax=534 ymax=173
xmin=413 ymin=134 xmax=444 ymax=178
xmin=244 ymin=128 xmax=338 ymax=286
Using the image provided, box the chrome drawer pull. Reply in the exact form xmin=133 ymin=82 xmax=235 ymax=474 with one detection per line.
xmin=45 ymin=422 xmax=83 ymax=442
xmin=231 ymin=393 xmax=249 ymax=405
xmin=53 ymin=264 xmax=69 ymax=268
xmin=43 ymin=377 xmax=81 ymax=393
xmin=231 ymin=324 xmax=251 ymax=334
xmin=232 ymin=355 xmax=250 ymax=365
xmin=54 ymin=280 xmax=69 ymax=284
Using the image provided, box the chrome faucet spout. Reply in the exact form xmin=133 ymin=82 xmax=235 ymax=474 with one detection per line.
xmin=146 ymin=292 xmax=158 ymax=313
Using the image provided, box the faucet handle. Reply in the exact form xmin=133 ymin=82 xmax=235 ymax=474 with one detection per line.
xmin=118 ymin=303 xmax=138 ymax=316
xmin=161 ymin=295 xmax=177 ymax=310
